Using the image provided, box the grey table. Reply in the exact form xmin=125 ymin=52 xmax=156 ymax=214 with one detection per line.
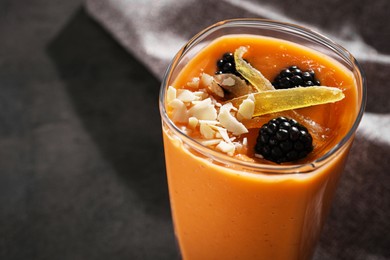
xmin=1 ymin=0 xmax=177 ymax=259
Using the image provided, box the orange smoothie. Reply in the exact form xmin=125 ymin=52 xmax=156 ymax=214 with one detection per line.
xmin=160 ymin=20 xmax=364 ymax=260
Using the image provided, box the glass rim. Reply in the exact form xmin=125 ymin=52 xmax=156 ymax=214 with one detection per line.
xmin=159 ymin=18 xmax=367 ymax=174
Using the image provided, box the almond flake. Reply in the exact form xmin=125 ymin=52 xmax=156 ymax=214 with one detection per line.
xmin=187 ymin=77 xmax=200 ymax=89
xmin=188 ymin=98 xmax=217 ymax=120
xmin=198 ymin=120 xmax=220 ymax=125
xmin=193 ymin=91 xmax=207 ymax=99
xmin=177 ymin=89 xmax=198 ymax=102
xmin=215 ymin=73 xmax=252 ymax=98
xmin=216 ymin=141 xmax=235 ymax=156
xmin=200 ymin=123 xmax=215 ymax=139
xmin=169 ymin=98 xmax=188 ymax=123
xmin=201 ymin=73 xmax=213 ymax=87
xmin=198 ymin=139 xmax=223 ymax=146
xmin=188 ymin=117 xmax=198 ymax=129
xmin=166 ymin=86 xmax=177 ymax=104
xmin=247 ymin=93 xmax=255 ymax=102
xmin=222 ymin=77 xmax=235 ymax=86
xmin=201 ymin=73 xmax=224 ymax=98
xmin=217 ymin=103 xmax=248 ymax=135
xmin=210 ymin=125 xmax=231 ymax=144
xmin=234 ymin=142 xmax=243 ymax=151
xmin=237 ymin=97 xmax=255 ymax=121
xmin=243 ymin=137 xmax=248 ymax=146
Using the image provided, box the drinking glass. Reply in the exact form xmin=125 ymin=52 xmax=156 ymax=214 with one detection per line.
xmin=159 ymin=19 xmax=366 ymax=260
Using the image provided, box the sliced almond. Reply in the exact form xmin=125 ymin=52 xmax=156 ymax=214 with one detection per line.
xmin=198 ymin=120 xmax=220 ymax=125
xmin=188 ymin=117 xmax=199 ymax=129
xmin=188 ymin=98 xmax=218 ymax=120
xmin=210 ymin=125 xmax=231 ymax=144
xmin=166 ymin=86 xmax=177 ymax=104
xmin=217 ymin=103 xmax=248 ymax=135
xmin=200 ymin=72 xmax=213 ymax=87
xmin=187 ymin=77 xmax=200 ymax=89
xmin=168 ymin=98 xmax=188 ymax=123
xmin=214 ymin=73 xmax=252 ymax=98
xmin=216 ymin=141 xmax=235 ymax=156
xmin=177 ymin=89 xmax=198 ymax=102
xmin=237 ymin=97 xmax=255 ymax=121
xmin=198 ymin=139 xmax=223 ymax=146
xmin=201 ymin=73 xmax=224 ymax=98
xmin=200 ymin=123 xmax=215 ymax=139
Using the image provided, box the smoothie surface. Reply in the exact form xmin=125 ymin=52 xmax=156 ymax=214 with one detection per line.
xmin=166 ymin=34 xmax=358 ymax=165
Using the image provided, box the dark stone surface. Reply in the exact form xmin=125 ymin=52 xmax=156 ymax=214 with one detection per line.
xmin=0 ymin=1 xmax=178 ymax=259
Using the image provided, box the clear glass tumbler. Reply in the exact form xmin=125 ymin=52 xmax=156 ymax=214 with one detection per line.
xmin=159 ymin=19 xmax=366 ymax=260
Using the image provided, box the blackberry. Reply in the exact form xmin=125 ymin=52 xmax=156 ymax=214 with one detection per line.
xmin=272 ymin=66 xmax=321 ymax=89
xmin=255 ymin=117 xmax=313 ymax=163
xmin=216 ymin=52 xmax=240 ymax=76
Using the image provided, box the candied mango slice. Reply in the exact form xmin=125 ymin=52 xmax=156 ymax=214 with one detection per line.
xmin=234 ymin=46 xmax=275 ymax=92
xmin=230 ymin=86 xmax=345 ymax=116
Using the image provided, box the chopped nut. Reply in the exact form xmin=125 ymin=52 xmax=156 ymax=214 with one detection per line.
xmin=193 ymin=91 xmax=208 ymax=100
xmin=199 ymin=139 xmax=223 ymax=146
xmin=216 ymin=141 xmax=235 ymax=156
xmin=214 ymin=73 xmax=252 ymax=98
xmin=237 ymin=97 xmax=255 ymax=121
xmin=200 ymin=72 xmax=213 ymax=87
xmin=234 ymin=142 xmax=243 ymax=151
xmin=200 ymin=123 xmax=215 ymax=139
xmin=209 ymin=81 xmax=224 ymax=98
xmin=187 ymin=77 xmax=200 ymax=89
xmin=188 ymin=117 xmax=198 ymax=129
xmin=166 ymin=86 xmax=177 ymax=104
xmin=222 ymin=77 xmax=235 ymax=86
xmin=201 ymin=73 xmax=224 ymax=98
xmin=177 ymin=89 xmax=198 ymax=102
xmin=188 ymin=98 xmax=217 ymax=120
xmin=210 ymin=125 xmax=231 ymax=144
xmin=169 ymin=98 xmax=188 ymax=123
xmin=243 ymin=137 xmax=248 ymax=146
xmin=198 ymin=120 xmax=219 ymax=125
xmin=217 ymin=103 xmax=248 ymax=135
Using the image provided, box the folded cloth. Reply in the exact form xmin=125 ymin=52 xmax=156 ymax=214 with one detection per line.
xmin=85 ymin=0 xmax=390 ymax=259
